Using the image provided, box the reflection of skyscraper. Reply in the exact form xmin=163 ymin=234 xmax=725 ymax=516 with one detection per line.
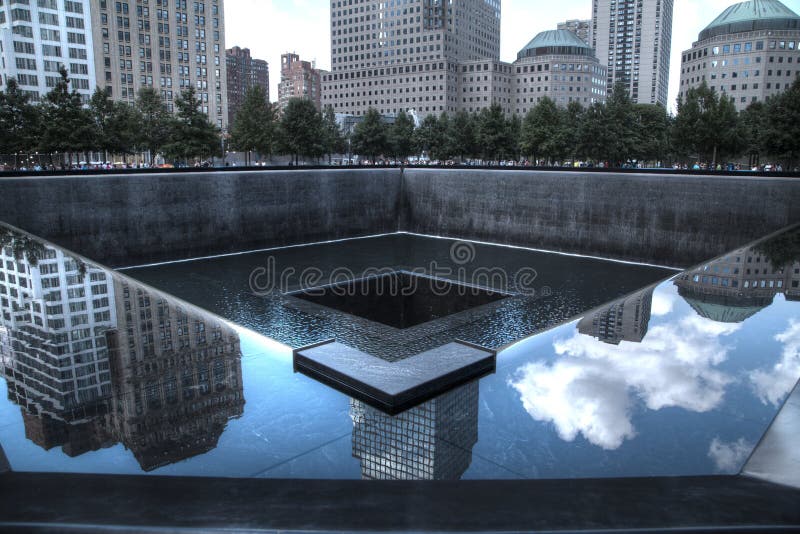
xmin=1 ymin=230 xmax=244 ymax=470
xmin=1 ymin=241 xmax=116 ymax=456
xmin=578 ymin=287 xmax=654 ymax=345
xmin=105 ymin=278 xmax=244 ymax=471
xmin=674 ymin=243 xmax=800 ymax=323
xmin=350 ymin=380 xmax=478 ymax=480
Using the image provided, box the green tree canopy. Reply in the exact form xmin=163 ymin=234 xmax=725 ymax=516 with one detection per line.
xmin=389 ymin=109 xmax=415 ymax=161
xmin=351 ymin=107 xmax=389 ymax=162
xmin=0 ymin=78 xmax=41 ymax=161
xmin=673 ymin=81 xmax=743 ymax=166
xmin=230 ymin=85 xmax=275 ymax=165
xmin=279 ymin=98 xmax=324 ymax=165
xmin=90 ymin=87 xmax=139 ymax=157
xmin=39 ymin=67 xmax=95 ymax=165
xmin=520 ymin=97 xmax=565 ymax=164
xmin=477 ymin=104 xmax=514 ymax=162
xmin=136 ymin=87 xmax=171 ymax=163
xmin=162 ymin=87 xmax=221 ymax=163
xmin=761 ymin=77 xmax=800 ymax=169
xmin=321 ymin=104 xmax=345 ymax=162
xmin=450 ymin=110 xmax=478 ymax=162
xmin=631 ymin=104 xmax=671 ymax=166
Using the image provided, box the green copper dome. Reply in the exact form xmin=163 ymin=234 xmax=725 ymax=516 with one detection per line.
xmin=517 ymin=30 xmax=594 ymax=60
xmin=699 ymin=0 xmax=800 ymax=40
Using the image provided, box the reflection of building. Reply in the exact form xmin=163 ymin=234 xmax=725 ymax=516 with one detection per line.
xmin=679 ymin=0 xmax=800 ymax=112
xmin=578 ymin=287 xmax=654 ymax=345
xmin=1 ymin=235 xmax=244 ymax=470
xmin=591 ymin=0 xmax=674 ymax=106
xmin=105 ymin=278 xmax=245 ymax=471
xmin=675 ymin=243 xmax=800 ymax=323
xmin=350 ymin=380 xmax=478 ymax=480
xmin=278 ymin=53 xmax=322 ymax=112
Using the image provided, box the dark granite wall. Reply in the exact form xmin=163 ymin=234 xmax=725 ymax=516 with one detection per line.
xmin=1 ymin=168 xmax=799 ymax=268
xmin=0 ymin=169 xmax=401 ymax=267
xmin=401 ymin=169 xmax=800 ymax=267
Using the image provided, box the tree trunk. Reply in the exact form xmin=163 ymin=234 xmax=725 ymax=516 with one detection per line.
xmin=712 ymin=145 xmax=718 ymax=169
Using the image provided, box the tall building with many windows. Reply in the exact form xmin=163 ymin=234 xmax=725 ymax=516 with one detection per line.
xmin=226 ymin=46 xmax=269 ymax=125
xmin=591 ymin=0 xmax=674 ymax=106
xmin=322 ymin=0 xmax=501 ymax=118
xmin=557 ymin=18 xmax=592 ymax=45
xmin=679 ymin=0 xmax=800 ymax=112
xmin=90 ymin=0 xmax=228 ymax=128
xmin=0 ymin=0 xmax=96 ymax=102
xmin=278 ymin=52 xmax=321 ymax=112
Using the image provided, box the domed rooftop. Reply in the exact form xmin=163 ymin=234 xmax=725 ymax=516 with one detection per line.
xmin=517 ymin=30 xmax=594 ymax=60
xmin=699 ymin=0 xmax=800 ymax=41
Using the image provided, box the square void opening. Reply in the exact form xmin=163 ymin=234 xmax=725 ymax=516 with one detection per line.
xmin=293 ymin=272 xmax=508 ymax=329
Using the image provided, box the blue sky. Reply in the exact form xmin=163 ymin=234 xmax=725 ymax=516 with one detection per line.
xmin=224 ymin=0 xmax=800 ymax=113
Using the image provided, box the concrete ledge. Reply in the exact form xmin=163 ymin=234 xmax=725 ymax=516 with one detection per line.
xmin=293 ymin=340 xmax=496 ymax=414
xmin=1 ymin=472 xmax=799 ymax=533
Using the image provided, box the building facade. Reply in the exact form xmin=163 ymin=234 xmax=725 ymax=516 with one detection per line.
xmin=278 ymin=52 xmax=321 ymax=111
xmin=90 ymin=0 xmax=228 ymax=128
xmin=591 ymin=0 xmax=674 ymax=106
xmin=557 ymin=18 xmax=592 ymax=45
xmin=513 ymin=30 xmax=607 ymax=116
xmin=226 ymin=46 xmax=269 ymax=126
xmin=678 ymin=0 xmax=800 ymax=112
xmin=0 ymin=0 xmax=96 ymax=102
xmin=322 ymin=0 xmax=502 ymax=118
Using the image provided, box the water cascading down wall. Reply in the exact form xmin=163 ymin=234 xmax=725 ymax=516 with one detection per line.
xmin=0 ymin=168 xmax=798 ymax=268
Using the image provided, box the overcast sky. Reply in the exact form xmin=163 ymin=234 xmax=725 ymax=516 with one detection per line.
xmin=224 ymin=0 xmax=800 ymax=113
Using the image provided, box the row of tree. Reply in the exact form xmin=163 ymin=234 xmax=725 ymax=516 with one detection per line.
xmin=0 ymin=67 xmax=219 ymax=166
xmin=2 ymin=70 xmax=799 ymax=169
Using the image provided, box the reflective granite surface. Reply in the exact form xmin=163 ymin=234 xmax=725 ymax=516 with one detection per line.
xmin=1 ymin=224 xmax=799 ymax=482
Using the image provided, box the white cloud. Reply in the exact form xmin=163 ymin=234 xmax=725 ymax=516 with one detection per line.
xmin=651 ymin=290 xmax=676 ymax=317
xmin=750 ymin=319 xmax=800 ymax=406
xmin=708 ymin=437 xmax=753 ymax=473
xmin=508 ymin=314 xmax=738 ymax=450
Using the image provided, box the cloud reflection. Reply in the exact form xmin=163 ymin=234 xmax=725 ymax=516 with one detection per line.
xmin=750 ymin=320 xmax=800 ymax=407
xmin=509 ymin=315 xmax=738 ymax=450
xmin=708 ymin=437 xmax=753 ymax=473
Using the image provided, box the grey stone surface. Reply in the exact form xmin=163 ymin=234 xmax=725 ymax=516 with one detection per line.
xmin=0 ymin=169 xmax=401 ymax=267
xmin=743 ymin=381 xmax=800 ymax=488
xmin=294 ymin=340 xmax=496 ymax=413
xmin=2 ymin=168 xmax=800 ymax=268
xmin=401 ymin=169 xmax=800 ymax=267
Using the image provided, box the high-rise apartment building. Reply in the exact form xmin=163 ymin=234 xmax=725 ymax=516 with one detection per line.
xmin=90 ymin=0 xmax=228 ymax=128
xmin=557 ymin=19 xmax=592 ymax=45
xmin=278 ymin=52 xmax=321 ymax=111
xmin=591 ymin=0 xmax=674 ymax=106
xmin=226 ymin=46 xmax=269 ymax=125
xmin=322 ymin=0 xmax=501 ymax=118
xmin=0 ymin=0 xmax=96 ymax=102
xmin=679 ymin=0 xmax=800 ymax=113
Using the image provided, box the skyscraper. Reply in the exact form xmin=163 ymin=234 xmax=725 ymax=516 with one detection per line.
xmin=278 ymin=52 xmax=321 ymax=112
xmin=591 ymin=0 xmax=674 ymax=106
xmin=0 ymin=0 xmax=96 ymax=102
xmin=322 ymin=0 xmax=501 ymax=118
xmin=90 ymin=0 xmax=228 ymax=128
xmin=226 ymin=46 xmax=269 ymax=125
xmin=557 ymin=19 xmax=592 ymax=45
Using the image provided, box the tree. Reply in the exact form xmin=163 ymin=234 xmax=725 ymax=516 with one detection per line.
xmin=562 ymin=101 xmax=585 ymax=163
xmin=0 ymin=78 xmax=40 ymax=164
xmin=351 ymin=107 xmax=389 ymax=163
xmin=389 ymin=109 xmax=415 ymax=161
xmin=520 ymin=97 xmax=564 ymax=164
xmin=673 ymin=81 xmax=743 ymax=167
xmin=136 ymin=87 xmax=171 ymax=164
xmin=578 ymin=102 xmax=610 ymax=164
xmin=604 ymin=82 xmax=638 ymax=165
xmin=279 ymin=98 xmax=324 ymax=165
xmin=321 ymin=104 xmax=345 ymax=163
xmin=230 ymin=85 xmax=275 ymax=165
xmin=761 ymin=78 xmax=800 ymax=169
xmin=39 ymin=66 xmax=95 ymax=167
xmin=740 ymin=101 xmax=766 ymax=167
xmin=477 ymin=104 xmax=514 ymax=162
xmin=162 ymin=87 xmax=221 ymax=164
xmin=90 ymin=87 xmax=139 ymax=159
xmin=450 ymin=110 xmax=478 ymax=161
xmin=632 ymin=104 xmax=671 ymax=166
